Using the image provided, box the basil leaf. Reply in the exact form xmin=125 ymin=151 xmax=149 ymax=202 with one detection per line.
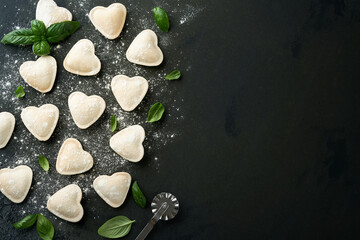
xmin=32 ymin=41 xmax=50 ymax=56
xmin=13 ymin=214 xmax=38 ymax=229
xmin=38 ymin=155 xmax=49 ymax=172
xmin=153 ymin=7 xmax=170 ymax=32
xmin=46 ymin=21 xmax=80 ymax=43
xmin=165 ymin=70 xmax=181 ymax=80
xmin=110 ymin=114 xmax=117 ymax=132
xmin=146 ymin=102 xmax=165 ymax=123
xmin=98 ymin=216 xmax=135 ymax=238
xmin=36 ymin=214 xmax=54 ymax=240
xmin=132 ymin=181 xmax=147 ymax=208
xmin=1 ymin=28 xmax=36 ymax=45
xmin=31 ymin=20 xmax=46 ymax=36
xmin=15 ymin=86 xmax=25 ymax=98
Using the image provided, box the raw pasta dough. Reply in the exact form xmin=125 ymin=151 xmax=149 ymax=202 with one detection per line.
xmin=68 ymin=91 xmax=106 ymax=129
xmin=126 ymin=29 xmax=163 ymax=66
xmin=47 ymin=184 xmax=84 ymax=222
xmin=36 ymin=0 xmax=72 ymax=28
xmin=110 ymin=125 xmax=145 ymax=162
xmin=89 ymin=3 xmax=127 ymax=39
xmin=19 ymin=56 xmax=57 ymax=93
xmin=0 ymin=112 xmax=15 ymax=149
xmin=21 ymin=104 xmax=59 ymax=141
xmin=111 ymin=75 xmax=148 ymax=111
xmin=0 ymin=165 xmax=33 ymax=203
xmin=56 ymin=138 xmax=93 ymax=175
xmin=93 ymin=172 xmax=131 ymax=208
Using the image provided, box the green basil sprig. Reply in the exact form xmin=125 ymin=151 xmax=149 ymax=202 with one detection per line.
xmin=132 ymin=181 xmax=147 ymax=208
xmin=38 ymin=155 xmax=49 ymax=172
xmin=98 ymin=216 xmax=135 ymax=238
xmin=36 ymin=214 xmax=54 ymax=240
xmin=13 ymin=213 xmax=54 ymax=240
xmin=146 ymin=102 xmax=165 ymax=123
xmin=13 ymin=214 xmax=38 ymax=229
xmin=14 ymin=85 xmax=25 ymax=98
xmin=153 ymin=7 xmax=170 ymax=32
xmin=165 ymin=70 xmax=181 ymax=80
xmin=1 ymin=20 xmax=80 ymax=56
xmin=110 ymin=114 xmax=117 ymax=132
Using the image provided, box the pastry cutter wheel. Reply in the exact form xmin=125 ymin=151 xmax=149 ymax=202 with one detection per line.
xmin=135 ymin=192 xmax=179 ymax=240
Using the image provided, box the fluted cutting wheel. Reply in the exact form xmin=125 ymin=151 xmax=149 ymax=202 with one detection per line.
xmin=151 ymin=192 xmax=179 ymax=220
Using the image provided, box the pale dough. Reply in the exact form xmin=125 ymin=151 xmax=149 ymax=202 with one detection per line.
xmin=110 ymin=125 xmax=145 ymax=162
xmin=0 ymin=112 xmax=15 ymax=149
xmin=19 ymin=56 xmax=57 ymax=93
xmin=93 ymin=172 xmax=131 ymax=208
xmin=36 ymin=0 xmax=72 ymax=28
xmin=56 ymin=138 xmax=93 ymax=175
xmin=63 ymin=39 xmax=101 ymax=76
xmin=0 ymin=165 xmax=33 ymax=203
xmin=47 ymin=184 xmax=83 ymax=222
xmin=21 ymin=104 xmax=59 ymax=141
xmin=126 ymin=29 xmax=163 ymax=66
xmin=68 ymin=91 xmax=106 ymax=129
xmin=89 ymin=3 xmax=127 ymax=40
xmin=111 ymin=75 xmax=148 ymax=111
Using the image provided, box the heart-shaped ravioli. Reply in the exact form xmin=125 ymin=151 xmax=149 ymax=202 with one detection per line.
xmin=89 ymin=3 xmax=127 ymax=39
xmin=126 ymin=29 xmax=163 ymax=66
xmin=63 ymin=39 xmax=101 ymax=76
xmin=0 ymin=165 xmax=33 ymax=203
xmin=0 ymin=112 xmax=15 ymax=149
xmin=111 ymin=75 xmax=148 ymax=111
xmin=19 ymin=56 xmax=57 ymax=93
xmin=93 ymin=172 xmax=131 ymax=208
xmin=36 ymin=0 xmax=72 ymax=28
xmin=56 ymin=138 xmax=93 ymax=175
xmin=110 ymin=125 xmax=145 ymax=162
xmin=68 ymin=91 xmax=106 ymax=129
xmin=21 ymin=104 xmax=59 ymax=141
xmin=47 ymin=184 xmax=83 ymax=222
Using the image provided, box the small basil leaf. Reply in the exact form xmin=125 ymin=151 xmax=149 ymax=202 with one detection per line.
xmin=165 ymin=70 xmax=181 ymax=80
xmin=38 ymin=155 xmax=49 ymax=172
xmin=98 ymin=216 xmax=135 ymax=238
xmin=132 ymin=181 xmax=147 ymax=208
xmin=110 ymin=114 xmax=117 ymax=132
xmin=31 ymin=20 xmax=46 ymax=36
xmin=32 ymin=41 xmax=50 ymax=56
xmin=1 ymin=28 xmax=36 ymax=45
xmin=15 ymin=86 xmax=25 ymax=98
xmin=152 ymin=7 xmax=170 ymax=32
xmin=46 ymin=21 xmax=80 ymax=43
xmin=146 ymin=102 xmax=165 ymax=123
xmin=36 ymin=214 xmax=54 ymax=240
xmin=13 ymin=214 xmax=38 ymax=229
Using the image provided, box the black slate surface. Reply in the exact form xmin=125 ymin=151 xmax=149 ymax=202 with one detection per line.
xmin=1 ymin=0 xmax=360 ymax=239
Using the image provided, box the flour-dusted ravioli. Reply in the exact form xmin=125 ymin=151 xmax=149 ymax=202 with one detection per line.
xmin=0 ymin=165 xmax=33 ymax=203
xmin=111 ymin=75 xmax=148 ymax=111
xmin=0 ymin=112 xmax=15 ymax=149
xmin=21 ymin=104 xmax=59 ymax=141
xmin=56 ymin=138 xmax=93 ymax=175
xmin=19 ymin=56 xmax=57 ymax=93
xmin=68 ymin=91 xmax=106 ymax=129
xmin=110 ymin=125 xmax=145 ymax=162
xmin=126 ymin=29 xmax=163 ymax=66
xmin=63 ymin=39 xmax=101 ymax=76
xmin=89 ymin=3 xmax=127 ymax=39
xmin=93 ymin=172 xmax=131 ymax=208
xmin=47 ymin=184 xmax=83 ymax=222
xmin=36 ymin=0 xmax=72 ymax=28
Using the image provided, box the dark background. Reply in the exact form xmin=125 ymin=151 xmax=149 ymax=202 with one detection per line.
xmin=1 ymin=0 xmax=360 ymax=239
